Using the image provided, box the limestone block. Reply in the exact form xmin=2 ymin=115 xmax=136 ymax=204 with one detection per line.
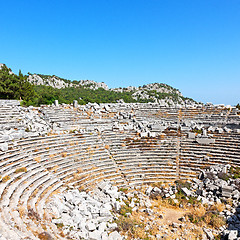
xmin=228 ymin=230 xmax=238 ymax=240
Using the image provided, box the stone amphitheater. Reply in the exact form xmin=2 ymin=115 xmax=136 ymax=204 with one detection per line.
xmin=0 ymin=99 xmax=239 ymax=240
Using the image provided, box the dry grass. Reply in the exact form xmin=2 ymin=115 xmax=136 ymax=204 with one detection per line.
xmin=49 ymin=154 xmax=55 ymax=158
xmin=51 ymin=165 xmax=59 ymax=173
xmin=193 ymin=204 xmax=206 ymax=218
xmin=214 ymin=202 xmax=225 ymax=212
xmin=77 ymin=168 xmax=83 ymax=173
xmin=104 ymin=145 xmax=110 ymax=150
xmin=152 ymin=197 xmax=178 ymax=210
xmin=34 ymin=156 xmax=41 ymax=163
xmin=61 ymin=152 xmax=67 ymax=157
xmin=72 ymin=172 xmax=84 ymax=181
xmin=18 ymin=206 xmax=26 ymax=218
xmin=38 ymin=232 xmax=52 ymax=240
xmin=1 ymin=175 xmax=10 ymax=183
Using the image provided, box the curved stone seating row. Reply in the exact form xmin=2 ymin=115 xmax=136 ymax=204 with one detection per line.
xmin=0 ymin=106 xmax=24 ymax=130
xmin=179 ymin=133 xmax=240 ymax=179
xmin=0 ymin=131 xmax=124 ymax=239
xmin=0 ymin=134 xmax=86 ymax=239
xmin=101 ymin=130 xmax=178 ymax=184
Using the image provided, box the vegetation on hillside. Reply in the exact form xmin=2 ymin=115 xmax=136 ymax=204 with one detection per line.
xmin=32 ymin=85 xmax=138 ymax=105
xmin=0 ymin=65 xmax=194 ymax=106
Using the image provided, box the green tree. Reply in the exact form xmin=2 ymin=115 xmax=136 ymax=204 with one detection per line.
xmin=0 ymin=64 xmax=35 ymax=103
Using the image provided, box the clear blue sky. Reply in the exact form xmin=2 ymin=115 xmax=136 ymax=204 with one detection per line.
xmin=1 ymin=0 xmax=240 ymax=105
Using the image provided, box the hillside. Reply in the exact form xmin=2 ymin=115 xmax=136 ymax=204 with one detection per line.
xmin=1 ymin=63 xmax=196 ymax=106
xmin=27 ymin=72 xmax=196 ymax=106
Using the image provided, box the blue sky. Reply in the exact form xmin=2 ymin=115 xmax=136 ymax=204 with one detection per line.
xmin=1 ymin=0 xmax=239 ymax=105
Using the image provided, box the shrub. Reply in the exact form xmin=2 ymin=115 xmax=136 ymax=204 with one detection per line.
xmin=186 ymin=209 xmax=226 ymax=229
xmin=194 ymin=205 xmax=206 ymax=218
xmin=218 ymin=172 xmax=229 ymax=181
xmin=38 ymin=232 xmax=53 ymax=240
xmin=175 ymin=180 xmax=191 ymax=190
xmin=119 ymin=187 xmax=128 ymax=193
xmin=230 ymin=166 xmax=240 ymax=179
xmin=192 ymin=129 xmax=203 ymax=134
xmin=18 ymin=206 xmax=26 ymax=217
xmin=55 ymin=223 xmax=64 ymax=229
xmin=119 ymin=205 xmax=132 ymax=217
xmin=15 ymin=167 xmax=27 ymax=173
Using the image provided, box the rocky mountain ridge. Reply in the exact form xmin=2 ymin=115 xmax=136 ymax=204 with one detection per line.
xmin=27 ymin=72 xmax=195 ymax=105
xmin=0 ymin=63 xmax=196 ymax=105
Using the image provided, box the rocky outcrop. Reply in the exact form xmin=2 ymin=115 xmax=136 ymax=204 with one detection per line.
xmin=28 ymin=74 xmax=72 ymax=89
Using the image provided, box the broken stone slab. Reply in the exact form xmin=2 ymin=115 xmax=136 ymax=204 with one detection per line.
xmin=99 ymin=208 xmax=111 ymax=217
xmin=197 ymin=196 xmax=210 ymax=205
xmin=105 ymin=187 xmax=119 ymax=199
xmin=222 ymin=186 xmax=234 ymax=198
xmin=181 ymin=187 xmax=192 ymax=197
xmin=0 ymin=142 xmax=8 ymax=151
xmin=113 ymin=201 xmax=121 ymax=211
xmin=196 ymin=138 xmax=215 ymax=144
xmin=203 ymin=228 xmax=214 ymax=240
xmin=97 ymin=180 xmax=111 ymax=192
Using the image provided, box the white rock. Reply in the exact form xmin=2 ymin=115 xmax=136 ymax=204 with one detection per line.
xmin=0 ymin=143 xmax=8 ymax=151
xmin=114 ymin=201 xmax=121 ymax=211
xmin=86 ymin=221 xmax=96 ymax=231
xmin=145 ymin=186 xmax=153 ymax=196
xmin=101 ymin=232 xmax=109 ymax=240
xmin=108 ymin=223 xmax=118 ymax=230
xmin=98 ymin=222 xmax=107 ymax=232
xmin=108 ymin=231 xmax=122 ymax=240
xmin=89 ymin=230 xmax=102 ymax=240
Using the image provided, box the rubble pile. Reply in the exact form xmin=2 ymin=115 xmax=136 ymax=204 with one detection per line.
xmin=0 ymin=106 xmax=51 ymax=151
xmin=47 ymin=181 xmax=124 ymax=240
